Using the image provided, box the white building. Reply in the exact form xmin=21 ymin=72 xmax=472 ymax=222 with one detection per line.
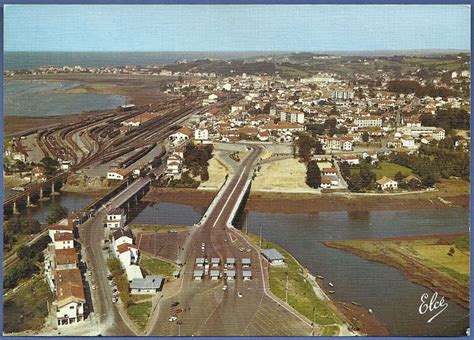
xmin=112 ymin=229 xmax=134 ymax=255
xmin=130 ymin=276 xmax=164 ymax=294
xmin=376 ymin=176 xmax=398 ymax=191
xmin=55 ymin=269 xmax=85 ymax=327
xmin=401 ymin=135 xmax=416 ymax=149
xmin=280 ymin=111 xmax=305 ymax=124
xmin=194 ymin=128 xmax=209 ymax=141
xmin=106 ymin=208 xmax=127 ymax=229
xmin=54 ymin=233 xmax=74 ymax=250
xmin=332 ymin=90 xmax=354 ymax=100
xmin=354 ymin=117 xmax=383 ymax=128
xmin=118 ymin=243 xmax=139 ymax=267
xmin=107 ymin=168 xmax=131 ymax=181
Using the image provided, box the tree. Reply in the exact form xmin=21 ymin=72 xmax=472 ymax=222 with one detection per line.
xmin=40 ymin=157 xmax=59 ymax=176
xmin=359 ymin=165 xmax=376 ymax=189
xmin=422 ymin=175 xmax=436 ymax=188
xmin=394 ymin=171 xmax=404 ymax=183
xmin=362 ymin=132 xmax=370 ymax=142
xmin=306 ymin=161 xmax=321 ymax=189
xmin=46 ymin=205 xmax=68 ymax=225
xmin=15 ymin=160 xmax=27 ymax=176
xmin=339 ymin=161 xmax=351 ymax=179
xmin=348 ymin=172 xmax=363 ymax=192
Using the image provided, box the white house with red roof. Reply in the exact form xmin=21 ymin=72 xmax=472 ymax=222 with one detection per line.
xmin=117 ymin=243 xmax=139 ymax=267
xmin=54 ymin=233 xmax=74 ymax=250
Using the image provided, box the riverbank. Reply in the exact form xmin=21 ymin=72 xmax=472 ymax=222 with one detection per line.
xmin=245 ymin=232 xmax=388 ymax=336
xmin=324 ymin=233 xmax=469 ymax=309
xmin=143 ymin=178 xmax=469 ymax=214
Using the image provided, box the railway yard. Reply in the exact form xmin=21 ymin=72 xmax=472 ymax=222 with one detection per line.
xmin=4 ymin=93 xmax=240 ymax=210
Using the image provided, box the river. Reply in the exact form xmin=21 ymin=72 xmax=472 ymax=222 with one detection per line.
xmin=21 ymin=192 xmax=95 ymax=224
xmin=129 ymin=202 xmax=469 ymax=336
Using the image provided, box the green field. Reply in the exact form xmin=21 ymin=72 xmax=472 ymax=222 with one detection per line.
xmin=246 ymin=233 xmax=344 ymax=333
xmin=373 ymin=162 xmax=413 ymax=179
xmin=351 ymin=162 xmax=412 ymax=180
xmin=127 ymin=301 xmax=152 ymax=331
xmin=4 ymin=277 xmax=53 ymax=334
xmin=140 ymin=255 xmax=177 ymax=280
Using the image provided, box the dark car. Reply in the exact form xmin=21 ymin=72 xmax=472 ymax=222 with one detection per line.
xmin=171 ymin=301 xmax=180 ymax=307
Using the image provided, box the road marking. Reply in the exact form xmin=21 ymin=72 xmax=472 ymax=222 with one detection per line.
xmin=212 ymin=168 xmax=247 ymax=228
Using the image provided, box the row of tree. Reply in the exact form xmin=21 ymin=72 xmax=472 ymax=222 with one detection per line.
xmin=386 ymin=80 xmax=459 ymax=98
xmin=4 ymin=235 xmax=51 ymax=290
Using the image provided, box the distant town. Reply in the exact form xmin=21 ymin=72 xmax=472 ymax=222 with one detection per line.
xmin=3 ymin=51 xmax=470 ymax=337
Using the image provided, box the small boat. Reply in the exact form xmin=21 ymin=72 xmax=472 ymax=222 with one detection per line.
xmin=316 ymin=275 xmax=324 ymax=279
xmin=466 ymin=328 xmax=470 ymax=336
xmin=11 ymin=187 xmax=25 ymax=192
xmin=368 ymin=308 xmax=373 ymax=314
xmin=351 ymin=301 xmax=361 ymax=306
xmin=328 ymin=282 xmax=334 ymax=287
xmin=328 ymin=290 xmax=336 ymax=294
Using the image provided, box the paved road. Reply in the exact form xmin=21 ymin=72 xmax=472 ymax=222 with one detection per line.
xmin=80 ymin=208 xmax=135 ymax=335
xmin=148 ymin=146 xmax=312 ymax=336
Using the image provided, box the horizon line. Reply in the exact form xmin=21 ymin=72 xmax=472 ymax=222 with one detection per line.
xmin=5 ymin=48 xmax=471 ymax=53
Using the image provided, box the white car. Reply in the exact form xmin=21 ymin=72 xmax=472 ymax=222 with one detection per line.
xmin=92 ymin=285 xmax=97 ymax=290
xmin=237 ymin=292 xmax=243 ymax=298
xmin=168 ymin=316 xmax=178 ymax=322
xmin=222 ymin=285 xmax=228 ymax=291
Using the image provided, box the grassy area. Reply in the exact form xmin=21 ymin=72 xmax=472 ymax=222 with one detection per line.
xmin=373 ymin=162 xmax=413 ymax=179
xmin=128 ymin=224 xmax=189 ymax=233
xmin=276 ymin=65 xmax=311 ymax=78
xmin=454 ymin=234 xmax=470 ymax=251
xmin=326 ymin=234 xmax=470 ymax=287
xmin=127 ymin=301 xmax=152 ymax=331
xmin=399 ymin=178 xmax=470 ymax=200
xmin=246 ymin=233 xmax=343 ymax=328
xmin=351 ymin=161 xmax=412 ymax=180
xmin=4 ymin=276 xmax=53 ymax=334
xmin=139 ymin=254 xmax=177 ymax=280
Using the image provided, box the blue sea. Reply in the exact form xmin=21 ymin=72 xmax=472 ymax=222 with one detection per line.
xmin=4 ymin=51 xmax=270 ymax=70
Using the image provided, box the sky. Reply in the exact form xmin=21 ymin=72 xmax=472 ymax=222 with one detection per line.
xmin=4 ymin=5 xmax=471 ymax=52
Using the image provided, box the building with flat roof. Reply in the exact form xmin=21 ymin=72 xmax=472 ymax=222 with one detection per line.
xmin=243 ymin=270 xmax=252 ymax=281
xmin=261 ymin=249 xmax=285 ymax=265
xmin=210 ymin=270 xmax=220 ymax=280
xmin=130 ymin=275 xmax=163 ymax=295
xmin=193 ymin=270 xmax=204 ymax=280
xmin=195 ymin=257 xmax=205 ymax=267
xmin=125 ymin=264 xmax=143 ymax=282
xmin=226 ymin=257 xmax=236 ymax=267
xmin=226 ymin=270 xmax=236 ymax=281
xmin=211 ymin=257 xmax=220 ymax=267
xmin=242 ymin=258 xmax=251 ymax=267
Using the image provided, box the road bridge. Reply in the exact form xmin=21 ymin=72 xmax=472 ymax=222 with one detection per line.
xmin=147 ymin=146 xmax=314 ymax=336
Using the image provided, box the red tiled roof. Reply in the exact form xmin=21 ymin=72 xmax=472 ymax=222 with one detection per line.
xmin=54 ymin=233 xmax=74 ymax=242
